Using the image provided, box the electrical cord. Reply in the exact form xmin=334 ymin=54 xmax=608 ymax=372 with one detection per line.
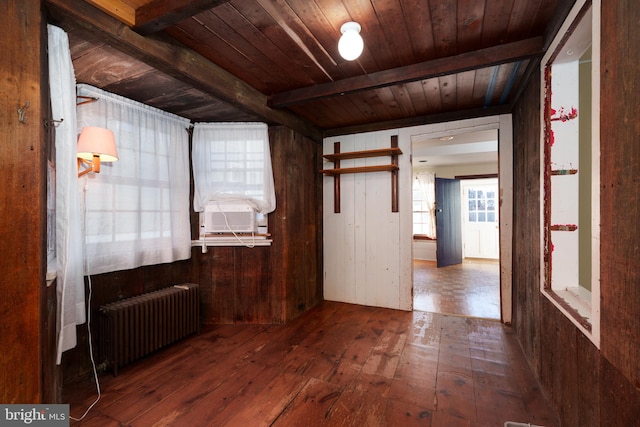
xmin=69 ymin=199 xmax=253 ymax=420
xmin=216 ymin=200 xmax=256 ymax=248
xmin=70 ymin=181 xmax=101 ymax=422
xmin=69 ymin=275 xmax=101 ymax=421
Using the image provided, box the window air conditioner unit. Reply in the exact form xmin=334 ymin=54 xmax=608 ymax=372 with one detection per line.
xmin=201 ymin=202 xmax=256 ymax=234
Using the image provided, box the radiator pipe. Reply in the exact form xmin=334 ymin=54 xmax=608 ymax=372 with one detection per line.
xmin=95 ymin=361 xmax=110 ymax=373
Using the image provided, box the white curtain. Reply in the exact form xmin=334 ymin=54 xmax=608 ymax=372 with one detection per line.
xmin=192 ymin=122 xmax=276 ymax=214
xmin=76 ymin=84 xmax=192 ymax=275
xmin=414 ymin=172 xmax=437 ymax=239
xmin=48 ymin=25 xmax=85 ymax=364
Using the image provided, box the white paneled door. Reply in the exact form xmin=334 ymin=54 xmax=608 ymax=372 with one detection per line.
xmin=462 ymin=179 xmax=500 ymax=259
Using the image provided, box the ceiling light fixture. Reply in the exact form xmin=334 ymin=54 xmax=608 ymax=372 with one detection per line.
xmin=338 ymin=21 xmax=364 ymax=61
xmin=77 ymin=126 xmax=118 ymax=177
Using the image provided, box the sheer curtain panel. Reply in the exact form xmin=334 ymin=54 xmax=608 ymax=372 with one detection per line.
xmin=48 ymin=25 xmax=86 ymax=364
xmin=414 ymin=172 xmax=437 ymax=239
xmin=76 ymin=84 xmax=192 ymax=275
xmin=192 ymin=122 xmax=276 ymax=214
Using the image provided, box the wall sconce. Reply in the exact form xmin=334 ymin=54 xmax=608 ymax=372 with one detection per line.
xmin=77 ymin=126 xmax=118 ymax=177
xmin=338 ymin=22 xmax=364 ymax=61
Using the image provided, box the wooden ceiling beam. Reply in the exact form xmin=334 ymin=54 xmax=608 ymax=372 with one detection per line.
xmin=84 ymin=0 xmax=135 ymax=26
xmin=134 ymin=0 xmax=231 ymax=35
xmin=46 ymin=0 xmax=322 ymax=142
xmin=269 ymin=37 xmax=544 ymax=108
xmin=323 ymin=105 xmax=513 ymax=138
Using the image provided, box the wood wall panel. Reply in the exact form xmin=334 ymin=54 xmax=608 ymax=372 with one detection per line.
xmin=189 ymin=126 xmax=322 ymax=326
xmin=235 ymin=247 xmax=279 ymax=323
xmin=600 ymin=356 xmax=640 ymax=425
xmin=322 ymin=129 xmax=410 ymax=310
xmin=62 ymin=123 xmax=324 ymax=390
xmin=576 ymin=322 xmax=600 ymax=426
xmin=511 ymin=2 xmax=640 ymax=422
xmin=511 ymin=63 xmax=542 ymax=374
xmin=539 ymin=301 xmax=580 ymax=426
xmin=62 ymin=259 xmax=192 ymax=380
xmin=268 ymin=126 xmax=323 ymax=321
xmin=193 ymin=246 xmax=235 ymax=324
xmin=599 ymin=0 xmax=640 ymax=391
xmin=191 ymin=246 xmax=279 ymax=325
xmin=0 ymin=0 xmax=49 ymax=403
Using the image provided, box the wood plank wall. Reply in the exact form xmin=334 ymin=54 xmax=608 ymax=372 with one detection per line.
xmin=599 ymin=0 xmax=640 ymax=398
xmin=0 ymin=0 xmax=51 ymax=403
xmin=511 ymin=1 xmax=640 ymax=423
xmin=268 ymin=126 xmax=323 ymax=322
xmin=61 ymin=260 xmax=191 ymax=380
xmin=190 ymin=126 xmax=323 ymax=324
xmin=322 ymin=129 xmax=410 ymax=311
xmin=62 ymin=125 xmax=323 ymax=382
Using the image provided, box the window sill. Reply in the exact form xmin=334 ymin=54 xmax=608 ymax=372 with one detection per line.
xmin=542 ymin=286 xmax=596 ymax=345
xmin=552 ymin=286 xmax=592 ymax=322
xmin=413 ymin=235 xmax=436 ymax=241
xmin=192 ymin=235 xmax=272 ymax=248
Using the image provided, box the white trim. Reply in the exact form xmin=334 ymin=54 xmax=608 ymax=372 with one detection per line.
xmin=539 ymin=0 xmax=600 ymax=348
xmin=499 ymin=115 xmax=514 ymax=324
xmin=191 ymin=237 xmax=272 ymax=248
xmin=402 ymin=114 xmax=513 ymax=323
xmin=590 ymin=0 xmax=601 ymax=348
xmin=321 ymin=115 xmax=513 ymax=318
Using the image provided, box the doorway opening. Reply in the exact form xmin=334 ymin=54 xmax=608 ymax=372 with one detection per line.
xmin=413 ymin=259 xmax=500 ymax=319
xmin=411 ymin=129 xmax=501 ymax=320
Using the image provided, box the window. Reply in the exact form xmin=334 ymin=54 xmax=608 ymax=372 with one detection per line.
xmin=466 ymin=185 xmax=497 ymax=223
xmin=412 ymin=172 xmax=436 ymax=238
xmin=208 ymin=139 xmax=265 ymax=198
xmin=541 ymin=0 xmax=600 ymax=346
xmin=77 ymin=84 xmax=192 ymax=275
xmin=192 ymin=123 xmax=276 ymax=246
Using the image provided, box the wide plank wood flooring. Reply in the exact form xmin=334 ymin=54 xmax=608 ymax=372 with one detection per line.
xmin=65 ymin=302 xmax=557 ymax=426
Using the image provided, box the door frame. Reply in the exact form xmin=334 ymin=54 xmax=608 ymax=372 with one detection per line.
xmin=461 ymin=177 xmax=500 ymax=260
xmin=400 ymin=115 xmax=513 ymax=324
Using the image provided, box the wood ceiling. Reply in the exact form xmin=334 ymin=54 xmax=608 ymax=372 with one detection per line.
xmin=45 ymin=0 xmax=573 ymax=141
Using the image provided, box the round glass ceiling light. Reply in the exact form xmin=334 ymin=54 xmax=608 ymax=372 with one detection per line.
xmin=338 ymin=22 xmax=364 ymax=61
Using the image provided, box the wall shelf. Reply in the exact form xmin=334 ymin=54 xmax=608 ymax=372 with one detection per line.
xmin=322 ymin=136 xmax=402 ymax=213
xmin=551 ymin=168 xmax=578 ymax=175
xmin=322 ymin=147 xmax=403 ymax=163
xmin=550 ymin=224 xmax=578 ymax=231
xmin=320 ymin=164 xmax=399 ymax=175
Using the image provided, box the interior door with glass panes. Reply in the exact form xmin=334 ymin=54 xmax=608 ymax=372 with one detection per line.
xmin=462 ymin=178 xmax=499 ymax=259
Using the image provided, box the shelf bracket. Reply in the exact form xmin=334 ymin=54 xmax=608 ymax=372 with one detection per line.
xmin=334 ymin=141 xmax=341 ymax=213
xmin=322 ymin=135 xmax=402 ymax=213
xmin=390 ymin=135 xmax=399 ymax=212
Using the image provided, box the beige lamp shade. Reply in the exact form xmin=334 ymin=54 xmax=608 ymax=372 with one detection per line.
xmin=77 ymin=126 xmax=118 ymax=162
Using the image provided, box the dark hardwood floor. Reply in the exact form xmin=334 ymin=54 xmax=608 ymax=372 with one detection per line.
xmin=65 ymin=301 xmax=557 ymax=426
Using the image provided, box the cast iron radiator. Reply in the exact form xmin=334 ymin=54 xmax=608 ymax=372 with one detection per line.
xmin=98 ymin=283 xmax=200 ymax=376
